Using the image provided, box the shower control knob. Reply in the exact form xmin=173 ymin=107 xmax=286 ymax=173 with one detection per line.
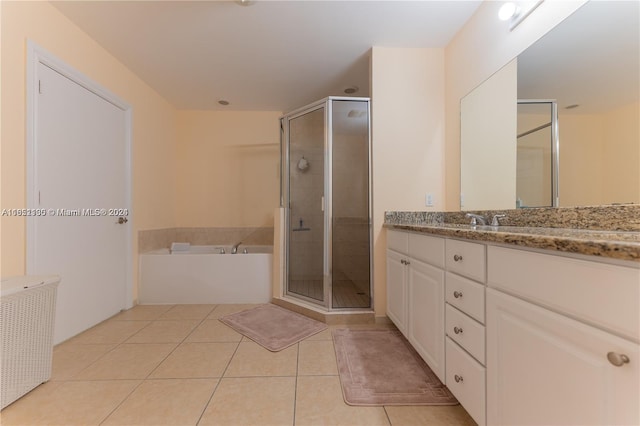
xmin=453 ymin=291 xmax=463 ymax=299
xmin=454 ymin=375 xmax=463 ymax=383
xmin=454 ymin=327 xmax=463 ymax=334
xmin=117 ymin=217 xmax=128 ymax=224
xmin=453 ymin=254 xmax=463 ymax=262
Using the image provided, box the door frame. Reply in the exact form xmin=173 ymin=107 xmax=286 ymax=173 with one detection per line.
xmin=25 ymin=40 xmax=134 ymax=310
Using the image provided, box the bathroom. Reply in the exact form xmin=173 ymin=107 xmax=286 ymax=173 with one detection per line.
xmin=1 ymin=0 xmax=639 ymax=425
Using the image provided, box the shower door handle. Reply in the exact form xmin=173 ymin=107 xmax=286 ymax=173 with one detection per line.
xmin=321 ymin=196 xmax=324 ymax=212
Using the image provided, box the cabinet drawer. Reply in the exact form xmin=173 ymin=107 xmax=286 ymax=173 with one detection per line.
xmin=409 ymin=233 xmax=444 ymax=268
xmin=446 ymin=337 xmax=486 ymax=426
xmin=387 ymin=230 xmax=408 ymax=254
xmin=446 ymin=272 xmax=485 ymax=323
xmin=488 ymin=246 xmax=640 ymax=342
xmin=446 ymin=304 xmax=485 ymax=364
xmin=446 ymin=239 xmax=486 ymax=282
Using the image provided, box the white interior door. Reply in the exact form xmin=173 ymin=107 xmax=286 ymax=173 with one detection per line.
xmin=30 ymin=60 xmax=130 ymax=344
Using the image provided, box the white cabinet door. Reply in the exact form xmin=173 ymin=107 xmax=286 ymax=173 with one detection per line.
xmin=407 ymin=258 xmax=445 ymax=381
xmin=386 ymin=249 xmax=408 ymax=334
xmin=487 ymin=288 xmax=640 ymax=426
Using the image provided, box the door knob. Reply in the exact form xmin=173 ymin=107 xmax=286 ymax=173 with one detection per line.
xmin=607 ymin=352 xmax=630 ymax=367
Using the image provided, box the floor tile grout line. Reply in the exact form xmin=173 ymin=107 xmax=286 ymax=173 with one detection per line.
xmin=99 ymin=305 xmax=217 ymax=425
xmin=195 ymin=338 xmax=243 ymax=425
xmin=98 ymin=378 xmax=146 ymax=426
xmin=142 ymin=310 xmax=215 ymax=381
xmin=293 ymin=342 xmax=300 ymax=426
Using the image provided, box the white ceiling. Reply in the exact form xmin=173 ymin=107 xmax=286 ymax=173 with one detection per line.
xmin=52 ymin=0 xmax=481 ymax=112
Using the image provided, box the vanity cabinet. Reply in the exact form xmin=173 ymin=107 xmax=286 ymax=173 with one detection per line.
xmin=387 ymin=226 xmax=640 ymax=426
xmin=386 ymin=230 xmax=445 ymax=381
xmin=486 ymin=245 xmax=640 ymax=426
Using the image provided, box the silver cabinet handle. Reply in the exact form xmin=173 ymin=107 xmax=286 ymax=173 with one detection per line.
xmin=454 ymin=375 xmax=463 ymax=383
xmin=453 ymin=254 xmax=463 ymax=262
xmin=454 ymin=326 xmax=463 ymax=334
xmin=607 ymin=352 xmax=630 ymax=367
xmin=453 ymin=291 xmax=463 ymax=299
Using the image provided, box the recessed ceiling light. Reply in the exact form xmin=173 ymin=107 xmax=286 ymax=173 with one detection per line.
xmin=235 ymin=0 xmax=255 ymax=6
xmin=218 ymin=100 xmax=230 ymax=106
xmin=344 ymin=86 xmax=359 ymax=95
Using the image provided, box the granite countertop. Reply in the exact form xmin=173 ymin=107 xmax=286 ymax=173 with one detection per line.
xmin=384 ymin=206 xmax=640 ymax=263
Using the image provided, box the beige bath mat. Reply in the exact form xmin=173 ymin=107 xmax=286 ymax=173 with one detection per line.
xmin=332 ymin=328 xmax=458 ymax=406
xmin=219 ymin=304 xmax=327 ymax=351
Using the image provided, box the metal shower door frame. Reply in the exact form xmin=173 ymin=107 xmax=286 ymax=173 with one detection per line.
xmin=280 ymin=96 xmax=373 ymax=311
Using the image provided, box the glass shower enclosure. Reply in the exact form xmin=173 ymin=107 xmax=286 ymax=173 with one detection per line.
xmin=280 ymin=97 xmax=372 ymax=310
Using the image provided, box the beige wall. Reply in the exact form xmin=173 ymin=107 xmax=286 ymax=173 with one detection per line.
xmin=460 ymin=59 xmax=518 ymax=210
xmin=559 ymin=101 xmax=640 ymax=207
xmin=175 ymin=110 xmax=281 ymax=228
xmin=444 ymin=0 xmax=587 ymax=210
xmin=602 ymin=101 xmax=640 ymax=205
xmin=558 ymin=113 xmax=605 ymax=207
xmin=0 ymin=2 xmax=177 ymax=295
xmin=371 ymin=47 xmax=445 ymax=317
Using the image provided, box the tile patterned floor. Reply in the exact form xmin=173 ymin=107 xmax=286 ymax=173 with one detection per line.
xmin=0 ymin=304 xmax=476 ymax=426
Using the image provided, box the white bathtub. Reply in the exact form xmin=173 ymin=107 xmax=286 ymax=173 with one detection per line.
xmin=139 ymin=245 xmax=273 ymax=304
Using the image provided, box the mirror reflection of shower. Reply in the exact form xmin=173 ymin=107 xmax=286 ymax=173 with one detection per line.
xmin=281 ymin=97 xmax=372 ymax=310
xmin=517 ymin=100 xmax=559 ymax=208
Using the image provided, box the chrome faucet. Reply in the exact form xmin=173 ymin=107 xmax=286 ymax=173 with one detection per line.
xmin=231 ymin=241 xmax=242 ymax=254
xmin=465 ymin=213 xmax=488 ymax=226
xmin=491 ymin=214 xmax=506 ymax=226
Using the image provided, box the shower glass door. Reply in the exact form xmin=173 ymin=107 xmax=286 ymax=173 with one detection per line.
xmin=516 ymin=100 xmax=559 ymax=207
xmin=331 ymin=100 xmax=371 ymax=308
xmin=286 ymin=106 xmax=326 ymax=304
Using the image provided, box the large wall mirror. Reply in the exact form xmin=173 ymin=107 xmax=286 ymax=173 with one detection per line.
xmin=460 ymin=0 xmax=639 ymax=211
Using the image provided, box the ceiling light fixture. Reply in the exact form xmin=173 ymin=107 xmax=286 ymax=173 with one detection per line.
xmin=500 ymin=0 xmax=544 ymax=31
xmin=344 ymin=86 xmax=359 ymax=95
xmin=565 ymin=104 xmax=580 ymax=110
xmin=235 ymin=0 xmax=255 ymax=6
xmin=498 ymin=2 xmax=519 ymax=21
xmin=218 ymin=100 xmax=230 ymax=106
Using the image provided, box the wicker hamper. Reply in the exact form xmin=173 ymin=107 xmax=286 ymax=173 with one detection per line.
xmin=1 ymin=275 xmax=60 ymax=409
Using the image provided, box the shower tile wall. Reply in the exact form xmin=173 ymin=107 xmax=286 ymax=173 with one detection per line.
xmin=288 ymin=108 xmax=325 ymax=287
xmin=332 ymin=126 xmax=370 ymax=307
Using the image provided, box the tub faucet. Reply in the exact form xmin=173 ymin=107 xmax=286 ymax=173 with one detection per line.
xmin=231 ymin=241 xmax=242 ymax=254
xmin=465 ymin=213 xmax=488 ymax=226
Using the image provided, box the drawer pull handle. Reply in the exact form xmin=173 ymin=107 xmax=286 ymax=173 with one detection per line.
xmin=607 ymin=352 xmax=630 ymax=367
xmin=453 ymin=291 xmax=463 ymax=299
xmin=453 ymin=254 xmax=463 ymax=262
xmin=454 ymin=375 xmax=463 ymax=383
xmin=454 ymin=326 xmax=463 ymax=334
